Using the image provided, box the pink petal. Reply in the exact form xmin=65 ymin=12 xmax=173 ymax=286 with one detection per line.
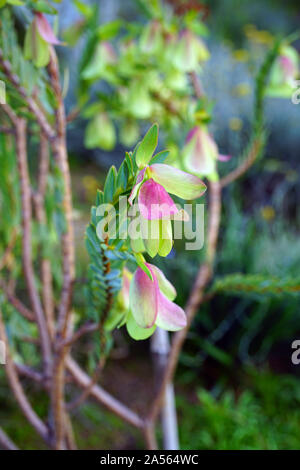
xmin=218 ymin=154 xmax=232 ymax=162
xmin=35 ymin=12 xmax=61 ymax=45
xmin=186 ymin=126 xmax=199 ymax=143
xmin=138 ymin=179 xmax=179 ymax=220
xmin=156 ymin=290 xmax=187 ymax=331
xmin=129 ymin=266 xmax=158 ymax=328
xmin=128 ymin=168 xmax=146 ymax=205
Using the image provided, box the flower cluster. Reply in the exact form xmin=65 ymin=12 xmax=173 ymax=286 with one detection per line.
xmin=128 ymin=125 xmax=207 ymax=258
xmin=119 ymin=265 xmax=186 ymax=340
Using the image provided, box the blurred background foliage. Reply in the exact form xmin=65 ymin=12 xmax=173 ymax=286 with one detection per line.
xmin=1 ymin=0 xmax=300 ymax=449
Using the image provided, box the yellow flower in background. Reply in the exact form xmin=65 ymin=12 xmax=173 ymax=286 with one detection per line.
xmin=229 ymin=117 xmax=243 ymax=131
xmin=244 ymin=24 xmax=273 ymax=45
xmin=261 ymin=206 xmax=275 ymax=222
xmin=233 ymin=83 xmax=251 ymax=97
xmin=233 ymin=49 xmax=250 ymax=62
xmin=82 ymin=175 xmax=100 ymax=203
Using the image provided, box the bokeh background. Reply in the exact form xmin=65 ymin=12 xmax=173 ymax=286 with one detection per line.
xmin=1 ymin=0 xmax=300 ymax=449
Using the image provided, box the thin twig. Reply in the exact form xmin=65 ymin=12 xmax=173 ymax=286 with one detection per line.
xmin=0 ymin=49 xmax=55 ymax=140
xmin=0 ymin=279 xmax=34 ymax=322
xmin=148 ymin=181 xmax=222 ymax=430
xmin=66 ymin=356 xmax=145 ymax=429
xmin=15 ymin=363 xmax=44 ymax=385
xmin=0 ymin=427 xmax=19 ymax=450
xmin=0 ymin=126 xmax=15 ymax=135
xmin=0 ymin=307 xmax=49 ymax=442
xmin=190 ymin=71 xmax=204 ymax=99
xmin=47 ymin=46 xmax=75 ymax=450
xmin=14 ymin=116 xmax=52 ymax=378
xmin=220 ymin=137 xmax=263 ymax=188
xmin=33 ymin=133 xmax=55 ymax=340
xmin=60 ymin=321 xmax=99 ymax=348
xmin=67 ymin=242 xmax=113 ymax=411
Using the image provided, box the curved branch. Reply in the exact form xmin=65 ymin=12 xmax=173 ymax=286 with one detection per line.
xmin=148 ymin=181 xmax=222 ymax=426
xmin=220 ymin=136 xmax=264 ymax=188
xmin=0 ymin=427 xmax=19 ymax=450
xmin=47 ymin=47 xmax=75 ymax=450
xmin=0 ymin=49 xmax=55 ymax=140
xmin=15 ymin=117 xmax=52 ymax=377
xmin=0 ymin=280 xmax=35 ymax=322
xmin=66 ymin=356 xmax=145 ymax=429
xmin=0 ymin=308 xmax=49 ymax=443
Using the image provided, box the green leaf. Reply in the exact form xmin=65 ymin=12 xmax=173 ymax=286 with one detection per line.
xmin=7 ymin=0 xmax=24 ymax=5
xmin=24 ymin=22 xmax=50 ymax=68
xmin=84 ymin=113 xmax=116 ymax=150
xmin=97 ymin=20 xmax=122 ymax=40
xmin=150 ymin=150 xmax=169 ymax=165
xmin=135 ymin=123 xmax=158 ymax=168
xmin=73 ymin=0 xmax=93 ymax=18
xmin=103 ymin=166 xmax=117 ymax=203
xmin=34 ymin=1 xmax=58 ymax=14
xmin=116 ymin=160 xmax=129 ymax=193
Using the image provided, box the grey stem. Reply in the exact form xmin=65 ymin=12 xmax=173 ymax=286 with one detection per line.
xmin=151 ymin=328 xmax=179 ymax=450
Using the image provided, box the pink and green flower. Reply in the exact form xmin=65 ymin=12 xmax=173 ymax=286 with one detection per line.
xmin=126 ymin=263 xmax=186 ymax=340
xmin=182 ymin=126 xmax=230 ymax=177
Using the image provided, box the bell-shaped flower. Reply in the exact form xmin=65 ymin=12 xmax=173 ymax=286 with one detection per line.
xmin=84 ymin=112 xmax=116 ymax=150
xmin=139 ymin=20 xmax=163 ymax=55
xmin=35 ymin=12 xmax=61 ymax=46
xmin=182 ymin=126 xmax=226 ymax=177
xmin=129 ymin=164 xmax=207 ymax=216
xmin=126 ymin=263 xmax=186 ymax=340
xmin=172 ymin=29 xmax=209 ymax=72
xmin=128 ymin=164 xmax=206 ymax=257
xmin=267 ymin=45 xmax=299 ymax=98
xmin=82 ymin=41 xmax=117 ymax=81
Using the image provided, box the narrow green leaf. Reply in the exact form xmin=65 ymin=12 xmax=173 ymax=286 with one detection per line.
xmin=104 ymin=166 xmax=117 ymax=203
xmin=135 ymin=123 xmax=158 ymax=168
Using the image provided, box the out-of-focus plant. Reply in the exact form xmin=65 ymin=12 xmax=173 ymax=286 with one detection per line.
xmin=0 ymin=0 xmax=299 ymax=452
xmin=178 ymin=368 xmax=300 ymax=450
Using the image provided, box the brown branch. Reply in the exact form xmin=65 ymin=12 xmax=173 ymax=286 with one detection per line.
xmin=220 ymin=137 xmax=263 ymax=188
xmin=1 ymin=103 xmax=18 ymax=125
xmin=14 ymin=116 xmax=52 ymax=378
xmin=66 ymin=356 xmax=145 ymax=429
xmin=60 ymin=321 xmax=99 ymax=348
xmin=0 ymin=279 xmax=34 ymax=322
xmin=0 ymin=427 xmax=19 ymax=450
xmin=66 ymin=106 xmax=80 ymax=123
xmin=0 ymin=126 xmax=15 ymax=135
xmin=0 ymin=49 xmax=55 ymax=140
xmin=190 ymin=71 xmax=204 ymax=99
xmin=0 ymin=308 xmax=49 ymax=442
xmin=47 ymin=47 xmax=75 ymax=450
xmin=151 ymin=91 xmax=182 ymax=119
xmin=15 ymin=363 xmax=44 ymax=385
xmin=67 ymin=242 xmax=113 ymax=411
xmin=33 ymin=133 xmax=55 ymax=340
xmin=148 ymin=181 xmax=222 ymax=431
